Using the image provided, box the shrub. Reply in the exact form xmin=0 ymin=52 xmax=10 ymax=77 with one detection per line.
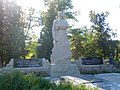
xmin=0 ymin=71 xmax=41 ymax=90
xmin=0 ymin=71 xmax=27 ymax=90
xmin=0 ymin=70 xmax=97 ymax=90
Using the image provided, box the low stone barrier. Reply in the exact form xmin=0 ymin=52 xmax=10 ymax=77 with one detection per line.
xmin=0 ymin=58 xmax=51 ymax=76
xmin=76 ymin=58 xmax=120 ymax=74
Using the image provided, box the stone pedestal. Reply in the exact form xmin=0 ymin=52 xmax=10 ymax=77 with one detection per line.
xmin=50 ymin=63 xmax=80 ymax=78
xmin=6 ymin=59 xmax=14 ymax=68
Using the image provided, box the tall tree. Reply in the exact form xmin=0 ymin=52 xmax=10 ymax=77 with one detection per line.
xmin=24 ymin=7 xmax=41 ymax=58
xmin=0 ymin=0 xmax=25 ymax=67
xmin=7 ymin=0 xmax=25 ymax=59
xmin=37 ymin=0 xmax=75 ymax=61
xmin=89 ymin=11 xmax=115 ymax=58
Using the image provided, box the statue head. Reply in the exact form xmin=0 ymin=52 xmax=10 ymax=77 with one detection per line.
xmin=58 ymin=11 xmax=64 ymax=19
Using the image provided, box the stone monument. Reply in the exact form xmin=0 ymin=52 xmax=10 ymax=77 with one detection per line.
xmin=109 ymin=53 xmax=114 ymax=65
xmin=50 ymin=11 xmax=80 ymax=78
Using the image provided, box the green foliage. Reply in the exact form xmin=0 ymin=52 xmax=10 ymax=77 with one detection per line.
xmin=89 ymin=11 xmax=117 ymax=59
xmin=0 ymin=0 xmax=25 ymax=66
xmin=9 ymin=4 xmax=25 ymax=59
xmin=0 ymin=71 xmax=97 ymax=90
xmin=23 ymin=7 xmax=41 ymax=59
xmin=69 ymin=11 xmax=120 ymax=60
xmin=69 ymin=26 xmax=120 ymax=60
xmin=0 ymin=71 xmax=42 ymax=90
xmin=25 ymin=34 xmax=38 ymax=59
xmin=68 ymin=27 xmax=88 ymax=59
xmin=107 ymin=40 xmax=120 ymax=60
xmin=68 ymin=26 xmax=100 ymax=59
xmin=55 ymin=82 xmax=87 ymax=90
xmin=0 ymin=71 xmax=27 ymax=90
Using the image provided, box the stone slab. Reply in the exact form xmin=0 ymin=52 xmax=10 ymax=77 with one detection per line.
xmin=50 ymin=64 xmax=80 ymax=78
xmin=95 ymin=73 xmax=120 ymax=84
xmin=61 ymin=76 xmax=98 ymax=89
xmin=82 ymin=57 xmax=103 ymax=65
xmin=14 ymin=59 xmax=42 ymax=68
xmin=61 ymin=74 xmax=120 ymax=90
xmin=61 ymin=76 xmax=90 ymax=84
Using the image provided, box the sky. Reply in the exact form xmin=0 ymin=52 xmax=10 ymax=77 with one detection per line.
xmin=72 ymin=0 xmax=120 ymax=40
xmin=16 ymin=0 xmax=120 ymax=40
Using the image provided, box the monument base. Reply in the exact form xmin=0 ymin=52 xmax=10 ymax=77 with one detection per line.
xmin=50 ymin=63 xmax=80 ymax=78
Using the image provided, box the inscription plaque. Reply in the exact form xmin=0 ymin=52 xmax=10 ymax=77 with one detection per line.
xmin=82 ymin=57 xmax=103 ymax=65
xmin=14 ymin=59 xmax=42 ymax=68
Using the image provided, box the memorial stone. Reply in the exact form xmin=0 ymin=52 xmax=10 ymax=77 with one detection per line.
xmin=14 ymin=59 xmax=42 ymax=68
xmin=50 ymin=11 xmax=80 ymax=78
xmin=82 ymin=57 xmax=103 ymax=65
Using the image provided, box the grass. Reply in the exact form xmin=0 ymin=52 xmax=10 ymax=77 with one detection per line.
xmin=0 ymin=70 xmax=97 ymax=90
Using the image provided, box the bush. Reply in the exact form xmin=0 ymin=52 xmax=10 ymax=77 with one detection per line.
xmin=0 ymin=71 xmax=42 ymax=90
xmin=0 ymin=71 xmax=97 ymax=90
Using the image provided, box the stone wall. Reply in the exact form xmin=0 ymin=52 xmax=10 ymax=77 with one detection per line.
xmin=0 ymin=58 xmax=51 ymax=76
xmin=79 ymin=65 xmax=114 ymax=74
xmin=76 ymin=58 xmax=120 ymax=74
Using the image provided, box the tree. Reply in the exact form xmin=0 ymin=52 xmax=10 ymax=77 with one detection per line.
xmin=69 ymin=11 xmax=119 ymax=60
xmin=23 ymin=7 xmax=41 ymax=59
xmin=24 ymin=7 xmax=41 ymax=39
xmin=68 ymin=27 xmax=88 ymax=60
xmin=8 ymin=1 xmax=25 ymax=59
xmin=37 ymin=0 xmax=75 ymax=61
xmin=68 ymin=26 xmax=100 ymax=60
xmin=108 ymin=40 xmax=120 ymax=60
xmin=89 ymin=11 xmax=115 ymax=58
xmin=0 ymin=0 xmax=25 ymax=67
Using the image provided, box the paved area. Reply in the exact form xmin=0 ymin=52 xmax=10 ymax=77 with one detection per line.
xmin=60 ymin=73 xmax=120 ymax=90
xmin=95 ymin=73 xmax=120 ymax=84
xmin=94 ymin=73 xmax=120 ymax=90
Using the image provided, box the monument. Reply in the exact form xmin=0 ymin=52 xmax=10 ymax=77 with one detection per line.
xmin=109 ymin=53 xmax=114 ymax=65
xmin=82 ymin=57 xmax=103 ymax=65
xmin=50 ymin=11 xmax=80 ymax=78
xmin=14 ymin=59 xmax=42 ymax=68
